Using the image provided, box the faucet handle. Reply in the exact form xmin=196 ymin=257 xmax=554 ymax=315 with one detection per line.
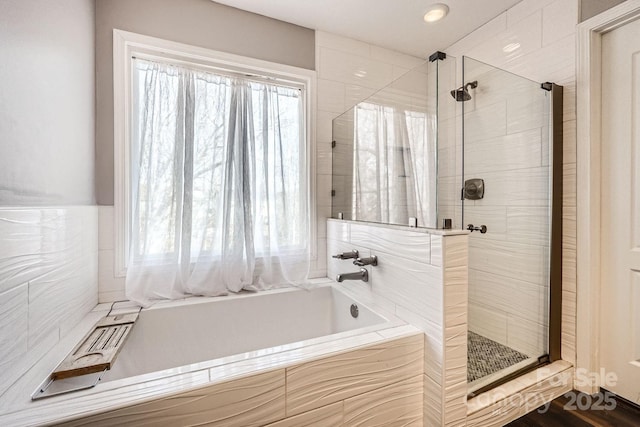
xmin=353 ymin=255 xmax=378 ymax=267
xmin=332 ymin=249 xmax=359 ymax=260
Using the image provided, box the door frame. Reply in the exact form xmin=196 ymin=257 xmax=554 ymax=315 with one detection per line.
xmin=576 ymin=0 xmax=640 ymax=394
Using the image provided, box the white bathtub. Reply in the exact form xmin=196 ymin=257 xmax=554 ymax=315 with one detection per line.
xmin=103 ymin=284 xmax=387 ymax=382
xmin=1 ymin=282 xmax=416 ymax=426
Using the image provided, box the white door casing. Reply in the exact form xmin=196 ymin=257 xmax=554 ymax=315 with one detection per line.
xmin=577 ymin=0 xmax=640 ymax=401
xmin=600 ymin=16 xmax=640 ymax=403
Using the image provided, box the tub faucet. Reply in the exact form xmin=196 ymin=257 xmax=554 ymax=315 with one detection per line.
xmin=336 ymin=268 xmax=369 ymax=283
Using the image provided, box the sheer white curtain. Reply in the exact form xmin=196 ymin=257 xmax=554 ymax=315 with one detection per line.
xmin=126 ymin=59 xmax=310 ymax=306
xmin=353 ymin=102 xmax=435 ymax=226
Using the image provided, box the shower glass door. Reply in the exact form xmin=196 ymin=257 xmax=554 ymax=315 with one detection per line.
xmin=461 ymin=56 xmax=552 ymax=393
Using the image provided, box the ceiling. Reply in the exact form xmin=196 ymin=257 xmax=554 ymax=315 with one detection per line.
xmin=213 ymin=0 xmax=524 ymax=59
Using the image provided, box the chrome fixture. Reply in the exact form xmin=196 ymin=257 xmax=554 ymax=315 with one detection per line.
xmin=332 ymin=249 xmax=359 ymax=260
xmin=336 ymin=268 xmax=369 ymax=282
xmin=350 ymin=304 xmax=359 ymax=318
xmin=353 ymin=256 xmax=378 ymax=267
xmin=467 ymin=224 xmax=487 ymax=234
xmin=451 ymin=80 xmax=478 ymax=102
xmin=463 ymin=178 xmax=485 ymax=200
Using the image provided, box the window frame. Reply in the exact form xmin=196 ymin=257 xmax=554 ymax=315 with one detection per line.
xmin=113 ymin=29 xmax=316 ymax=277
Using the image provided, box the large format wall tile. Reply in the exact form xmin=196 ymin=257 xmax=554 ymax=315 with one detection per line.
xmin=286 ymin=334 xmax=424 ymax=416
xmin=343 ymin=375 xmax=423 ymax=427
xmin=265 ymin=402 xmax=343 ymax=427
xmin=350 ymin=224 xmax=431 ymax=264
xmin=62 ymin=370 xmax=286 ymax=427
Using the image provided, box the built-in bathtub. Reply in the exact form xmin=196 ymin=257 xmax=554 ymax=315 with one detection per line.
xmin=0 ymin=282 xmax=423 ymax=426
xmin=104 ymin=284 xmax=388 ymax=381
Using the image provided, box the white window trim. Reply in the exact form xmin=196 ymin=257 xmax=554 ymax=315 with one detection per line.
xmin=113 ymin=29 xmax=317 ymax=277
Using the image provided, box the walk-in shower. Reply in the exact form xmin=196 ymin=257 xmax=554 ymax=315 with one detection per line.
xmin=460 ymin=56 xmax=563 ymax=395
xmin=329 ymin=53 xmax=562 ymax=397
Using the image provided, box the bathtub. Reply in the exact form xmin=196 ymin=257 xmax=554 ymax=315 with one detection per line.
xmin=103 ymin=284 xmax=388 ymax=381
xmin=1 ymin=282 xmax=419 ymax=426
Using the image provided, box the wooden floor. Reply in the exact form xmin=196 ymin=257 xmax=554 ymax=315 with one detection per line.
xmin=507 ymin=391 xmax=640 ymax=426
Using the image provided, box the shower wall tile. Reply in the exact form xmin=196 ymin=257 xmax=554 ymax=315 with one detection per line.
xmin=469 ymin=239 xmax=548 ymax=286
xmin=469 ymin=269 xmax=548 ymax=326
xmin=507 ymin=315 xmax=549 ymax=358
xmin=469 ymin=303 xmax=508 ymax=344
xmin=0 ymin=206 xmax=98 ymax=398
xmin=506 ymin=207 xmax=551 ymax=246
xmin=464 ymin=129 xmax=543 ymax=175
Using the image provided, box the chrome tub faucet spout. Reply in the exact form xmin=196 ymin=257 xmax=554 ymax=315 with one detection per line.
xmin=336 ymin=268 xmax=369 ymax=283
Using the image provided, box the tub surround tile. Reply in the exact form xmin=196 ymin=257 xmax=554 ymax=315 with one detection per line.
xmin=327 ymin=219 xmax=470 ymax=427
xmin=430 ymin=235 xmax=443 ymax=267
xmin=350 ymin=223 xmax=431 ymax=264
xmin=0 ymin=284 xmax=29 ymax=368
xmin=265 ymin=402 xmax=343 ymax=427
xmin=2 ymin=296 xmax=413 ymax=426
xmin=370 ymin=251 xmax=443 ymax=324
xmin=60 ymin=370 xmax=285 ymax=427
xmin=286 ymin=334 xmax=423 ymax=416
xmin=343 ymin=375 xmax=423 ymax=427
xmin=0 ymin=206 xmax=98 ymax=399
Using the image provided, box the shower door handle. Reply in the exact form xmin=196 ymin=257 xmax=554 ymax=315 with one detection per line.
xmin=467 ymin=224 xmax=487 ymax=234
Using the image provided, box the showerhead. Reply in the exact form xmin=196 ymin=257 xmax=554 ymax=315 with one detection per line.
xmin=450 ymin=80 xmax=478 ymax=102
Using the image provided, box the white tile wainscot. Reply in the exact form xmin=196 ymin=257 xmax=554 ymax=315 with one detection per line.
xmin=0 ymin=206 xmax=98 ymax=404
xmin=327 ymin=219 xmax=469 ymax=427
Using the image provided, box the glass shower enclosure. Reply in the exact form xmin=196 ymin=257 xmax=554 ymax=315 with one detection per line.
xmin=461 ymin=56 xmax=562 ymax=394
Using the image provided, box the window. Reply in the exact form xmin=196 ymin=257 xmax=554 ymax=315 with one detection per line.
xmin=114 ymin=31 xmax=315 ymax=301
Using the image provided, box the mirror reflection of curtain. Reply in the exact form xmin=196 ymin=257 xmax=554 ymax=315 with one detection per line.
xmin=126 ymin=58 xmax=310 ymax=306
xmin=353 ymin=102 xmax=436 ymax=226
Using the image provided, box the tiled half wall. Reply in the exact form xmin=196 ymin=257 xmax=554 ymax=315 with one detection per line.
xmin=327 ymin=219 xmax=469 ymax=426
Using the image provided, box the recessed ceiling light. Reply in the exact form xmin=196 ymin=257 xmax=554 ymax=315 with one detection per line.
xmin=424 ymin=3 xmax=449 ymax=23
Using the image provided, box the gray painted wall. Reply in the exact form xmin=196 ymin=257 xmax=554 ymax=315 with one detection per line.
xmin=95 ymin=0 xmax=315 ymax=205
xmin=0 ymin=0 xmax=96 ymax=205
xmin=580 ymin=0 xmax=626 ymax=21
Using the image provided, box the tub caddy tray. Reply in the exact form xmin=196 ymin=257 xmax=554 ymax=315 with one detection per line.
xmin=51 ymin=312 xmax=139 ymax=380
